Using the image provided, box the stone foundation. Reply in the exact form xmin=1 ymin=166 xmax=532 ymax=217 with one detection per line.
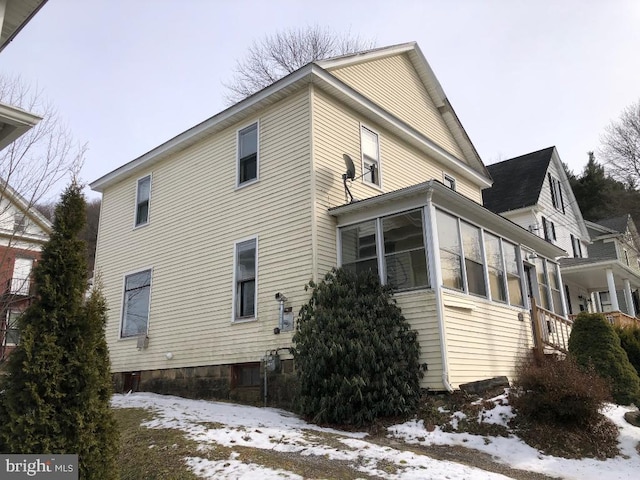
xmin=112 ymin=359 xmax=297 ymax=409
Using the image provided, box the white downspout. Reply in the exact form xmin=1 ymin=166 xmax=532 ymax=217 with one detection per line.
xmin=424 ymin=195 xmax=454 ymax=393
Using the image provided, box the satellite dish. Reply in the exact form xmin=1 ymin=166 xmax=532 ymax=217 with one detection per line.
xmin=343 ymin=154 xmax=356 ymax=180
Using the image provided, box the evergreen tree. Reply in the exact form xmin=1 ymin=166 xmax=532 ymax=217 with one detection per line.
xmin=568 ymin=312 xmax=640 ymax=405
xmin=293 ymin=268 xmax=422 ymax=426
xmin=0 ymin=182 xmax=119 ymax=479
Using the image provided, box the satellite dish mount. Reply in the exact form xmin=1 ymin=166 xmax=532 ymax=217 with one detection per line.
xmin=341 ymin=154 xmax=375 ymax=203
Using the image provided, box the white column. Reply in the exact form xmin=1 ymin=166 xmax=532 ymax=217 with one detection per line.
xmin=606 ymin=268 xmax=619 ymax=311
xmin=624 ymin=279 xmax=636 ymax=317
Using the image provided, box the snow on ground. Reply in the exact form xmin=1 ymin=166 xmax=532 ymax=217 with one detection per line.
xmin=112 ymin=391 xmax=640 ymax=480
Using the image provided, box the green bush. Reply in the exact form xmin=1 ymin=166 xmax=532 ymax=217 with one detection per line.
xmin=510 ymin=353 xmax=611 ymax=427
xmin=293 ymin=268 xmax=422 ymax=426
xmin=615 ymin=325 xmax=640 ymax=376
xmin=568 ymin=312 xmax=640 ymax=405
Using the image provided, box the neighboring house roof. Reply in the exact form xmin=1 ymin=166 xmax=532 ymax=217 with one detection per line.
xmin=0 ymin=178 xmax=52 ymax=241
xmin=594 ymin=214 xmax=630 ymax=234
xmin=0 ymin=102 xmax=41 ymax=151
xmin=91 ymin=42 xmax=493 ymax=192
xmin=482 ymin=146 xmax=555 ymax=213
xmin=0 ymin=0 xmax=48 ymax=53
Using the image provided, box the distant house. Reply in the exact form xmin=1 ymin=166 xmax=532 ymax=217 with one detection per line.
xmin=91 ymin=42 xmax=567 ymax=401
xmin=0 ymin=0 xmax=51 ymax=360
xmin=484 ymin=147 xmax=640 ymax=327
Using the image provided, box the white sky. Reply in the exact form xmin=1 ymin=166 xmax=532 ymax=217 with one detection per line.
xmin=1 ymin=0 xmax=639 ymax=199
xmin=112 ymin=391 xmax=640 ymax=479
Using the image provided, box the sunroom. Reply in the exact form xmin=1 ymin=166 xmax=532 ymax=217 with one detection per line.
xmin=329 ymin=180 xmax=567 ymax=390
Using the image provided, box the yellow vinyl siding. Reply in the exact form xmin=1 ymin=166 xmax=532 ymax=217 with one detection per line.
xmin=96 ymin=90 xmax=313 ymax=373
xmin=312 ymin=88 xmax=482 ymax=279
xmin=328 ymin=53 xmax=465 ymax=161
xmin=442 ymin=291 xmax=532 ymax=387
xmin=395 ymin=291 xmax=443 ymax=390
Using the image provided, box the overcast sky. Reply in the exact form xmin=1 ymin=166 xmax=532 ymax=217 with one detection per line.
xmin=1 ymin=0 xmax=639 ymax=199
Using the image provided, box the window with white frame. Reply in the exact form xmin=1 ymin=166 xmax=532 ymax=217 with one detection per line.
xmin=547 ymin=260 xmax=563 ymax=315
xmin=360 ymin=126 xmax=380 ymax=186
xmin=121 ymin=269 xmax=152 ymax=338
xmin=504 ymin=242 xmax=524 ymax=306
xmin=461 ymin=221 xmax=487 ymax=297
xmin=535 ymin=257 xmax=550 ymax=310
xmin=13 ymin=213 xmax=27 ymax=233
xmin=340 ymin=220 xmax=379 ymax=277
xmin=570 ymin=234 xmax=583 ymax=258
xmin=624 ymin=249 xmax=630 ymax=266
xmin=484 ymin=232 xmax=506 ymax=302
xmin=548 ymin=174 xmax=565 ymax=213
xmin=4 ymin=310 xmax=21 ymax=345
xmin=238 ymin=123 xmax=258 ymax=186
xmin=443 ymin=174 xmax=456 ymax=191
xmin=382 ymin=210 xmax=428 ymax=289
xmin=135 ymin=175 xmax=151 ymax=227
xmin=339 ymin=210 xmax=428 ymax=290
xmin=435 ymin=210 xmax=464 ymax=291
xmin=10 ymin=257 xmax=33 ymax=295
xmin=234 ymin=238 xmax=257 ymax=320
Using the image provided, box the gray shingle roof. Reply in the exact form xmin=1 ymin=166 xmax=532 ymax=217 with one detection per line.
xmin=594 ymin=214 xmax=629 ymax=234
xmin=482 ymin=147 xmax=555 ymax=214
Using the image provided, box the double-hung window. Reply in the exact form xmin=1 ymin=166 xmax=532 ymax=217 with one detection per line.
xmin=360 ymin=126 xmax=380 ymax=187
xmin=238 ymin=123 xmax=258 ymax=186
xmin=484 ymin=232 xmax=506 ymax=302
xmin=10 ymin=257 xmax=33 ymax=295
xmin=548 ymin=174 xmax=565 ymax=213
xmin=121 ymin=269 xmax=152 ymax=338
xmin=234 ymin=238 xmax=257 ymax=320
xmin=135 ymin=175 xmax=151 ymax=227
xmin=5 ymin=310 xmax=21 ymax=345
xmin=382 ymin=210 xmax=428 ymax=289
xmin=436 ymin=210 xmax=464 ymax=291
xmin=504 ymin=242 xmax=524 ymax=306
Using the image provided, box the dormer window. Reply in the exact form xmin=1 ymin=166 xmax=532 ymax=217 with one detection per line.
xmin=360 ymin=125 xmax=381 ymax=187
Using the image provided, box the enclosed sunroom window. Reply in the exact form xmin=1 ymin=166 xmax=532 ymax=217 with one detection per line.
xmin=382 ymin=210 xmax=428 ymax=290
xmin=340 ymin=220 xmax=378 ymax=276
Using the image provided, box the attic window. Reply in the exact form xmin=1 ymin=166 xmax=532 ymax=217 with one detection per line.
xmin=548 ymin=174 xmax=565 ymax=213
xmin=13 ymin=213 xmax=27 ymax=233
xmin=443 ymin=174 xmax=456 ymax=191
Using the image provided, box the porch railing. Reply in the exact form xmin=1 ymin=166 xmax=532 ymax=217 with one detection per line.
xmin=568 ymin=311 xmax=639 ymax=329
xmin=531 ymin=298 xmax=573 ymax=355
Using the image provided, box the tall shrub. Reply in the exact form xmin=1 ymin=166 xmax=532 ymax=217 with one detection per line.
xmin=0 ymin=183 xmax=119 ymax=479
xmin=293 ymin=268 xmax=422 ymax=426
xmin=568 ymin=312 xmax=640 ymax=405
xmin=615 ymin=326 xmax=640 ymax=376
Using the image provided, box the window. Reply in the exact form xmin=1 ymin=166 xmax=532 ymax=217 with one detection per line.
xmin=234 ymin=238 xmax=257 ymax=320
xmin=121 ymin=269 xmax=152 ymax=338
xmin=436 ymin=210 xmax=463 ymax=291
xmin=461 ymin=221 xmax=486 ymax=297
xmin=443 ymin=174 xmax=456 ymax=191
xmin=624 ymin=249 xmax=630 ymax=266
xmin=360 ymin=126 xmax=380 ymax=186
xmin=547 ymin=261 xmax=563 ymax=315
xmin=548 ymin=174 xmax=565 ymax=213
xmin=535 ymin=258 xmax=550 ymax=310
xmin=10 ymin=257 xmax=33 ymax=295
xmin=238 ymin=123 xmax=258 ymax=186
xmin=4 ymin=310 xmax=21 ymax=345
xmin=382 ymin=210 xmax=428 ymax=290
xmin=135 ymin=175 xmax=151 ymax=227
xmin=484 ymin=233 xmax=506 ymax=302
xmin=570 ymin=234 xmax=583 ymax=258
xmin=13 ymin=213 xmax=27 ymax=233
xmin=340 ymin=220 xmax=378 ymax=276
xmin=232 ymin=363 xmax=261 ymax=387
xmin=504 ymin=242 xmax=524 ymax=306
xmin=541 ymin=216 xmax=555 ymax=242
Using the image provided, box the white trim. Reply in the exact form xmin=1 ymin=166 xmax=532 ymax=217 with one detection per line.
xmin=133 ymin=174 xmax=152 ymax=229
xmin=235 ymin=120 xmax=260 ymax=189
xmin=359 ymin=123 xmax=383 ymax=190
xmin=316 ymin=42 xmax=417 ymax=70
xmin=232 ymin=235 xmax=259 ymax=323
xmin=119 ymin=266 xmax=153 ymax=340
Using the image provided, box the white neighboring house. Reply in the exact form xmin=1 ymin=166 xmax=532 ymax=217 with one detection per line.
xmin=483 ymin=146 xmax=640 ymax=324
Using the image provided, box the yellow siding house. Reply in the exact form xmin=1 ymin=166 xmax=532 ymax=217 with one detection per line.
xmin=91 ymin=42 xmax=567 ymax=399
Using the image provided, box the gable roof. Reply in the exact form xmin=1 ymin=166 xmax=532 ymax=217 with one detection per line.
xmin=91 ymin=42 xmax=493 ymax=192
xmin=482 ymin=147 xmax=555 ymax=213
xmin=0 ymin=178 xmax=52 ymax=242
xmin=0 ymin=0 xmax=48 ymax=53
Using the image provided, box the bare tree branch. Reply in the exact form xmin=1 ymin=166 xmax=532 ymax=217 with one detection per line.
xmin=224 ymin=26 xmax=376 ymax=104
xmin=600 ymin=99 xmax=640 ymax=187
